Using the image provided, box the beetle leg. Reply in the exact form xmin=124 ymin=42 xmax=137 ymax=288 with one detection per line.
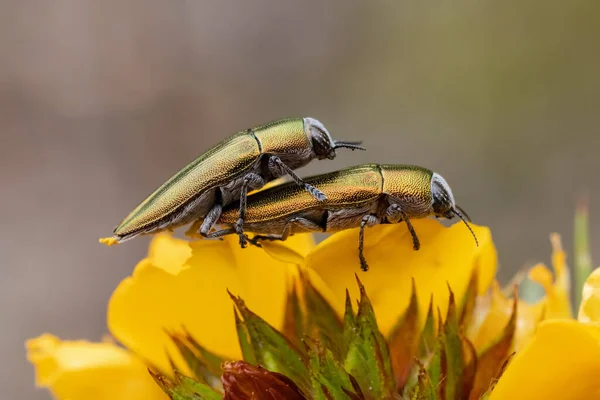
xmin=199 ymin=203 xmax=223 ymax=237
xmin=268 ymin=156 xmax=327 ymax=201
xmin=205 ymin=226 xmax=236 ymax=239
xmin=386 ymin=204 xmax=420 ymax=250
xmin=235 ymin=174 xmax=265 ymax=248
xmin=358 ymin=214 xmax=380 ymax=272
xmin=248 ymin=217 xmax=322 ymax=246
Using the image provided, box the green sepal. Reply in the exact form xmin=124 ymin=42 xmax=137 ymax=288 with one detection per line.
xmin=342 ymin=288 xmax=356 ymax=357
xmin=469 ymin=288 xmax=518 ymax=400
xmin=301 ymin=270 xmax=344 ymax=359
xmin=282 ymin=280 xmax=305 ymax=350
xmin=421 ymin=307 xmax=444 ymax=393
xmin=306 ymin=339 xmax=364 ymax=400
xmin=149 ymin=369 xmax=222 ymax=400
xmin=234 ymin=306 xmax=257 ymax=365
xmin=343 ymin=275 xmax=396 ymax=399
xmin=439 ymin=286 xmax=477 ymax=400
xmin=419 ymin=295 xmax=438 ymax=358
xmin=229 ymin=290 xmax=310 ymax=393
xmin=182 ymin=328 xmax=225 ymax=377
xmin=387 ymin=277 xmax=420 ymax=391
xmin=407 ymin=360 xmax=437 ymax=400
xmin=402 ymin=295 xmax=439 ymax=395
xmin=459 ymin=270 xmax=479 ymax=329
xmin=168 ymin=330 xmax=224 ymax=389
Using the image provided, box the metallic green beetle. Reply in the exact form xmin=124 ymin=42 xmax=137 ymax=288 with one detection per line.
xmin=103 ymin=117 xmax=364 ymax=246
xmin=211 ymin=164 xmax=477 ymax=271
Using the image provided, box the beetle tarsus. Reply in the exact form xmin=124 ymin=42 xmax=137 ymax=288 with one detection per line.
xmin=236 ymin=217 xmax=248 ymax=248
xmin=358 ymin=214 xmax=379 ymax=272
xmin=385 ymin=203 xmax=420 ymax=250
xmin=205 ymin=226 xmax=235 ymax=239
xmin=404 ymin=218 xmax=420 ymax=250
xmin=308 ymin=186 xmax=327 ymax=202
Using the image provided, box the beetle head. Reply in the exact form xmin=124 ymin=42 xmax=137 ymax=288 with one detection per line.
xmin=305 ymin=117 xmax=364 ymax=160
xmin=431 ymin=172 xmax=478 ymax=246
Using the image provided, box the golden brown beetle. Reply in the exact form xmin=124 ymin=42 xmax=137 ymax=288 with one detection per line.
xmin=211 ymin=164 xmax=477 ymax=271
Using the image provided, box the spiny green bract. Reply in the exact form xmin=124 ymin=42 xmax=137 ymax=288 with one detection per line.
xmin=151 ymin=270 xmax=517 ymax=400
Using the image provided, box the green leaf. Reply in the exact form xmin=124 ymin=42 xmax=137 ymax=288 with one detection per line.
xmin=343 ymin=275 xmax=396 ymax=399
xmin=302 ymin=270 xmax=344 ymax=359
xmin=574 ymin=197 xmax=593 ymax=310
xmin=229 ymin=291 xmax=310 ymax=393
xmin=282 ymin=280 xmax=305 ymax=350
xmin=149 ymin=369 xmax=222 ymax=400
xmin=469 ymin=288 xmax=518 ymax=400
xmin=307 ymin=339 xmax=364 ymax=400
xmin=387 ymin=278 xmax=420 ymax=391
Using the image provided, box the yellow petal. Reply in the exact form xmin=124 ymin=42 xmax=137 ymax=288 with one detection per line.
xmin=490 ymin=320 xmax=600 ymax=400
xmin=578 ymin=266 xmax=600 ymax=324
xmin=108 ymin=233 xmax=315 ymax=373
xmin=306 ymin=219 xmax=496 ymax=335
xmin=26 ymin=334 xmax=166 ymax=400
xmin=473 ymin=234 xmax=573 ymax=352
xmin=527 ymin=234 xmax=573 ymax=319
xmin=471 ymin=281 xmax=544 ymax=352
xmin=147 ymin=233 xmax=192 ymax=275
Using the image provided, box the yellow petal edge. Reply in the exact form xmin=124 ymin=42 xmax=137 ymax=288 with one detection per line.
xmin=26 ymin=334 xmax=166 ymax=400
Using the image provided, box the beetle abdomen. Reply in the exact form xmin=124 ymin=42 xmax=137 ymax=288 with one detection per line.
xmin=114 ymin=132 xmax=261 ymax=237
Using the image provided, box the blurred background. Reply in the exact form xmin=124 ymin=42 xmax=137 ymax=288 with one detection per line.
xmin=1 ymin=0 xmax=599 ymax=398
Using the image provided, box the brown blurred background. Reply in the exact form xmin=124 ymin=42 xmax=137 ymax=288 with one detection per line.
xmin=1 ymin=1 xmax=599 ymax=398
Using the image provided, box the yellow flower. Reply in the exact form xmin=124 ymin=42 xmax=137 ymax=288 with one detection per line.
xmin=469 ymin=233 xmax=573 ymax=352
xmin=28 ymin=219 xmax=494 ymax=399
xmin=26 ymin=334 xmax=166 ymax=400
xmin=490 ymin=266 xmax=600 ymax=400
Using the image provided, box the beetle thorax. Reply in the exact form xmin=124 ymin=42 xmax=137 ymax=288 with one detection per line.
xmin=430 ymin=172 xmax=456 ymax=217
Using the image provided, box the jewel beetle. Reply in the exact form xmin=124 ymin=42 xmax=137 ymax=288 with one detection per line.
xmin=211 ymin=163 xmax=477 ymax=271
xmin=101 ymin=117 xmax=364 ymax=246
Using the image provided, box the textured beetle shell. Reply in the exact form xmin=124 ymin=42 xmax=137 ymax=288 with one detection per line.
xmin=220 ymin=164 xmax=383 ymax=224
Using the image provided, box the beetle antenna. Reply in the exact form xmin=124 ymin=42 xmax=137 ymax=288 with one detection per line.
xmin=453 ymin=208 xmax=478 ymax=247
xmin=333 ymin=141 xmax=366 ymax=151
xmin=455 ymin=205 xmax=472 ymax=222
